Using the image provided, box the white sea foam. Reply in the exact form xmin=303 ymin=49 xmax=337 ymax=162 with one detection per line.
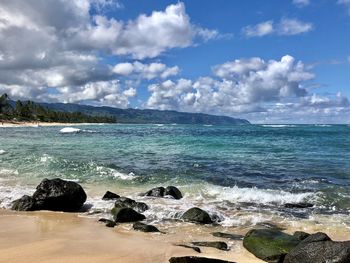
xmin=59 ymin=127 xmax=81 ymax=133
xmin=261 ymin=124 xmax=296 ymax=128
xmin=203 ymin=124 xmax=213 ymax=127
xmin=201 ymin=185 xmax=315 ymax=205
xmin=0 ymin=168 xmax=19 ymax=175
xmin=0 ymin=183 xmax=34 ymax=208
xmin=0 ymin=150 xmax=7 ymax=155
xmin=314 ymin=124 xmax=331 ymax=127
xmin=95 ymin=165 xmax=136 ymax=180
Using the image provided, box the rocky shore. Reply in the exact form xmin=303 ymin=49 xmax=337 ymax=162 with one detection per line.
xmin=10 ymin=178 xmax=350 ymax=263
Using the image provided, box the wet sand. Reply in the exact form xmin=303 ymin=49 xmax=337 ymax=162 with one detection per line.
xmin=0 ymin=210 xmax=263 ymax=263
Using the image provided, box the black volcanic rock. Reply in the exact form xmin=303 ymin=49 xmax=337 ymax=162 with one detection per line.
xmin=284 ymin=203 xmax=314 ymax=209
xmin=12 ymin=178 xmax=87 ymax=212
xmin=111 ymin=207 xmax=145 ymax=223
xmin=169 ymin=257 xmax=235 ymax=263
xmin=11 ymin=195 xmax=36 ymax=211
xmin=165 ymin=186 xmax=183 ymax=199
xmin=114 ymin=197 xmax=148 ymax=212
xmin=145 ymin=187 xmax=165 ymax=198
xmin=181 ymin=207 xmax=213 ymax=224
xmin=191 ymin=241 xmax=228 ymax=251
xmin=132 ymin=222 xmax=160 ymax=233
xmin=284 ymin=232 xmax=350 ymax=263
xmin=102 ymin=191 xmax=120 ymax=200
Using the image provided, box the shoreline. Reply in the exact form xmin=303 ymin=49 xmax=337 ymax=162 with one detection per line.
xmin=0 ymin=209 xmax=263 ymax=263
xmin=0 ymin=120 xmax=104 ymax=127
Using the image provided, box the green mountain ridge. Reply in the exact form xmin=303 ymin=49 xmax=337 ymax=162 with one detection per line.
xmin=38 ymin=102 xmax=250 ymax=125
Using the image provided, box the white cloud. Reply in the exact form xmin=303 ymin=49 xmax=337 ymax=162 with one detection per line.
xmin=292 ymin=0 xmax=310 ymax=8
xmin=113 ymin=61 xmax=180 ymax=80
xmin=278 ymin=18 xmax=314 ymax=36
xmin=242 ymin=21 xmax=274 ymax=37
xmin=146 ymin=55 xmax=313 ymax=114
xmin=0 ymin=1 xmax=215 ymax=107
xmin=243 ymin=19 xmax=313 ymax=37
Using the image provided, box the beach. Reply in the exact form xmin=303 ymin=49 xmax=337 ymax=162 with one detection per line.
xmin=0 ymin=209 xmax=264 ymax=263
xmin=0 ymin=120 xmax=96 ymax=128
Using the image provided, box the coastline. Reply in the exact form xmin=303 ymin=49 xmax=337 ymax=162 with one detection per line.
xmin=0 ymin=120 xmax=102 ymax=128
xmin=0 ymin=209 xmax=263 ymax=263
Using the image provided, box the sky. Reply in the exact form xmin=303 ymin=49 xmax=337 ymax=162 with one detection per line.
xmin=0 ymin=0 xmax=350 ymax=124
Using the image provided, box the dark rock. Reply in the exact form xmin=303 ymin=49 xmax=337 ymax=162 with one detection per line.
xmin=102 ymin=191 xmax=120 ymax=200
xmin=32 ymin=178 xmax=87 ymax=212
xmin=165 ymin=186 xmax=183 ymax=199
xmin=169 ymin=256 xmax=235 ymax=263
xmin=144 ymin=186 xmax=183 ymax=199
xmin=181 ymin=207 xmax=213 ymax=224
xmin=298 ymin=232 xmax=331 ymax=244
xmin=212 ymin=232 xmax=244 ymax=240
xmin=192 ymin=241 xmax=228 ymax=251
xmin=256 ymin=222 xmax=286 ymax=230
xmin=105 ymin=221 xmax=117 ymax=227
xmin=284 ymin=203 xmax=313 ymax=209
xmin=114 ymin=197 xmax=149 ymax=212
xmin=12 ymin=178 xmax=87 ymax=212
xmin=293 ymin=231 xmax=310 ymax=241
xmin=145 ymin=187 xmax=165 ymax=197
xmin=133 ymin=222 xmax=160 ymax=233
xmin=243 ymin=228 xmax=300 ymax=263
xmin=11 ymin=195 xmax=36 ymax=211
xmin=284 ymin=233 xmax=350 ymax=263
xmin=176 ymin=244 xmax=201 ymax=253
xmin=111 ymin=207 xmax=146 ymax=223
xmin=98 ymin=218 xmax=116 ymax=227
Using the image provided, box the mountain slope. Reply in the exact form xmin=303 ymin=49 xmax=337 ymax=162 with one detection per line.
xmin=38 ymin=102 xmax=250 ymax=125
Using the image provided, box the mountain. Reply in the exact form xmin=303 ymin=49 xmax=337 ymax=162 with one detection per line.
xmin=36 ymin=102 xmax=250 ymax=125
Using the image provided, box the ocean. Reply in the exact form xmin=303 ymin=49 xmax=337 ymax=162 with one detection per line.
xmin=1 ymin=124 xmax=350 ymax=229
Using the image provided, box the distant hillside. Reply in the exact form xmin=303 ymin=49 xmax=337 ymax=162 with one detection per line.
xmin=38 ymin=102 xmax=250 ymax=125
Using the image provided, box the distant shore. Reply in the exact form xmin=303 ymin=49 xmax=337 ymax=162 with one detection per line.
xmin=0 ymin=120 xmax=101 ymax=127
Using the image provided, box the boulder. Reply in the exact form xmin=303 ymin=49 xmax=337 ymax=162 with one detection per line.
xmin=192 ymin=241 xmax=228 ymax=251
xmin=243 ymin=229 xmax=300 ymax=263
xmin=144 ymin=186 xmax=183 ymax=199
xmin=111 ymin=207 xmax=145 ymax=223
xmin=11 ymin=195 xmax=36 ymax=211
xmin=11 ymin=178 xmax=87 ymax=212
xmin=284 ymin=203 xmax=313 ymax=209
xmin=114 ymin=197 xmax=149 ymax=212
xmin=165 ymin=186 xmax=183 ymax=199
xmin=145 ymin=187 xmax=165 ymax=197
xmin=132 ymin=222 xmax=160 ymax=233
xmin=169 ymin=256 xmax=235 ymax=263
xmin=212 ymin=232 xmax=244 ymax=240
xmin=102 ymin=191 xmax=120 ymax=200
xmin=181 ymin=207 xmax=213 ymax=224
xmin=284 ymin=233 xmax=350 ymax=263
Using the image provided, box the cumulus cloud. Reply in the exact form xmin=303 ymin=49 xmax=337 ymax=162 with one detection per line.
xmin=243 ymin=18 xmax=313 ymax=37
xmin=292 ymin=0 xmax=310 ymax=8
xmin=113 ymin=62 xmax=180 ymax=80
xmin=0 ymin=0 xmax=217 ymax=107
xmin=146 ymin=55 xmax=313 ymax=114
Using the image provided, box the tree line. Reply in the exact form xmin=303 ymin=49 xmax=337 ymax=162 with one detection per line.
xmin=0 ymin=94 xmax=116 ymax=123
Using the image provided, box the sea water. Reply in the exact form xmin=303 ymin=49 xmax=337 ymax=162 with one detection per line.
xmin=0 ymin=124 xmax=349 ymax=228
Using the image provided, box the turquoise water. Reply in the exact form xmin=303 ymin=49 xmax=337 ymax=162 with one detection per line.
xmin=0 ymin=124 xmax=350 ymax=227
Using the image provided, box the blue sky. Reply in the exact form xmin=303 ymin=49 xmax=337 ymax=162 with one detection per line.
xmin=0 ymin=0 xmax=349 ymax=123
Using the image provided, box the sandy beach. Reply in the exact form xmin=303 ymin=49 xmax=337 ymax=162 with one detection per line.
xmin=0 ymin=209 xmax=264 ymax=263
xmin=0 ymin=121 xmax=98 ymax=128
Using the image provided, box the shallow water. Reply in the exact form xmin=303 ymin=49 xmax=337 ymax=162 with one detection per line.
xmin=0 ymin=124 xmax=349 ymax=229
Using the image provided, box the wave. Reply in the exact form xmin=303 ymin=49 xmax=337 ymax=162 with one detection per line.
xmin=201 ymin=185 xmax=315 ymax=205
xmin=59 ymin=127 xmax=81 ymax=133
xmin=0 ymin=168 xmax=19 ymax=175
xmin=203 ymin=124 xmax=213 ymax=127
xmin=314 ymin=124 xmax=332 ymax=127
xmin=261 ymin=124 xmax=296 ymax=128
xmin=95 ymin=165 xmax=136 ymax=180
xmin=0 ymin=150 xmax=7 ymax=155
